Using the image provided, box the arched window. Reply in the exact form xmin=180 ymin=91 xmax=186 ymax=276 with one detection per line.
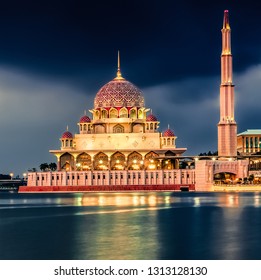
xmin=150 ymin=123 xmax=153 ymax=130
xmin=95 ymin=111 xmax=99 ymax=119
xmin=119 ymin=107 xmax=128 ymax=118
xmin=167 ymin=138 xmax=170 ymax=145
xmin=110 ymin=108 xmax=118 ymax=118
xmin=138 ymin=109 xmax=143 ymax=119
xmin=113 ymin=124 xmax=124 ymax=133
xmin=130 ymin=108 xmax=136 ymax=119
xmin=102 ymin=110 xmax=108 ymax=118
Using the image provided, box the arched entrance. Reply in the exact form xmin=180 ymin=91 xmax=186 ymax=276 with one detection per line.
xmin=144 ymin=151 xmax=159 ymax=170
xmin=76 ymin=153 xmax=92 ymax=170
xmin=111 ymin=152 xmax=125 ymax=170
xmin=94 ymin=152 xmax=109 ymax=170
xmin=127 ymin=152 xmax=143 ymax=170
xmin=60 ymin=153 xmax=74 ymax=171
xmin=214 ymin=172 xmax=236 ymax=184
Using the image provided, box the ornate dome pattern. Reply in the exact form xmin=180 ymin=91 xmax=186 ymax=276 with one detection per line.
xmin=61 ymin=131 xmax=73 ymax=139
xmin=163 ymin=128 xmax=175 ymax=137
xmin=94 ymin=79 xmax=145 ymax=109
xmin=79 ymin=115 xmax=91 ymax=123
xmin=146 ymin=114 xmax=158 ymax=122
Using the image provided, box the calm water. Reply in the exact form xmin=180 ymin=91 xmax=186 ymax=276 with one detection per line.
xmin=1 ymin=191 xmax=261 ymax=260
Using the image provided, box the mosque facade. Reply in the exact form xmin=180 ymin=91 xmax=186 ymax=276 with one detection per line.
xmin=25 ymin=54 xmax=195 ymax=191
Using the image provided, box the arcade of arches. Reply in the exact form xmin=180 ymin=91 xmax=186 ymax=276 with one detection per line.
xmin=59 ymin=151 xmax=179 ymax=171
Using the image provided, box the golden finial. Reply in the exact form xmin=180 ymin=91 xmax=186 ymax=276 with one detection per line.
xmin=115 ymin=50 xmax=125 ymax=80
xmin=84 ymin=110 xmax=87 ymax=115
xmin=66 ymin=125 xmax=69 ymax=131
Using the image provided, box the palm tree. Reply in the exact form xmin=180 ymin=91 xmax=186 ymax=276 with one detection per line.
xmin=49 ymin=162 xmax=57 ymax=171
xmin=39 ymin=163 xmax=49 ymax=171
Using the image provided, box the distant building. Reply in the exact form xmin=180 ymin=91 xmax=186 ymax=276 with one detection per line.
xmin=237 ymin=129 xmax=261 ymax=155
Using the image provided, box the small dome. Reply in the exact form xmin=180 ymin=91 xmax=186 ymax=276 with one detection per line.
xmin=146 ymin=114 xmax=158 ymax=122
xmin=163 ymin=128 xmax=175 ymax=137
xmin=61 ymin=131 xmax=73 ymax=139
xmin=79 ymin=115 xmax=91 ymax=123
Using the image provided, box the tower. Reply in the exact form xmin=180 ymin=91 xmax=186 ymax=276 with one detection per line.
xmin=218 ymin=10 xmax=237 ymax=157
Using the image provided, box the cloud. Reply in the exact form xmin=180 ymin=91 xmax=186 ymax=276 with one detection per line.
xmin=142 ymin=77 xmax=220 ymax=154
xmin=0 ymin=67 xmax=91 ymax=176
xmin=1 ymin=63 xmax=261 ymax=176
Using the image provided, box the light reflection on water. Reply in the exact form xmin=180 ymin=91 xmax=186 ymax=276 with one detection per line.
xmin=1 ymin=192 xmax=261 ymax=260
xmin=1 ymin=192 xmax=261 ymax=209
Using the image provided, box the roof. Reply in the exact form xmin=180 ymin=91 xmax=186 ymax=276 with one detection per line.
xmin=237 ymin=129 xmax=261 ymax=136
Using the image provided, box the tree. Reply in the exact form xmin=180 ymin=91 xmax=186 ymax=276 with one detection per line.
xmin=49 ymin=162 xmax=57 ymax=171
xmin=28 ymin=168 xmax=37 ymax=172
xmin=39 ymin=163 xmax=49 ymax=171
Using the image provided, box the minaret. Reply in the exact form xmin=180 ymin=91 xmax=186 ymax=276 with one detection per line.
xmin=218 ymin=10 xmax=237 ymax=157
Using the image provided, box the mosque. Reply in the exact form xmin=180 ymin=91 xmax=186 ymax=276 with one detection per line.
xmin=22 ymin=10 xmax=249 ymax=192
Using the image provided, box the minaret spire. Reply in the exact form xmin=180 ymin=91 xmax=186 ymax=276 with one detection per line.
xmin=223 ymin=10 xmax=230 ymax=29
xmin=218 ymin=10 xmax=237 ymax=157
xmin=115 ymin=50 xmax=125 ymax=80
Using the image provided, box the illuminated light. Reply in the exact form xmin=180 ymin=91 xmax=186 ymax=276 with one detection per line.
xmin=132 ymin=196 xmax=139 ymax=206
xmin=194 ymin=197 xmax=200 ymax=207
xmin=212 ymin=157 xmax=216 ymax=161
xmin=148 ymin=164 xmax=156 ymax=169
xmin=228 ymin=158 xmax=232 ymax=161
xmin=194 ymin=157 xmax=199 ymax=161
xmin=140 ymin=160 xmax=144 ymax=164
xmin=99 ymin=160 xmax=103 ymax=164
xmin=164 ymin=196 xmax=170 ymax=205
xmin=140 ymin=196 xmax=146 ymax=205
xmin=148 ymin=195 xmax=157 ymax=206
xmin=133 ymin=159 xmax=137 ymax=164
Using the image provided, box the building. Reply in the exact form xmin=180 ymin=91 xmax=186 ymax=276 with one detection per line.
xmin=195 ymin=10 xmax=248 ymax=191
xmin=237 ymin=129 xmax=261 ymax=155
xmin=217 ymin=10 xmax=237 ymax=157
xmin=49 ymin=52 xmax=187 ymax=172
xmin=23 ymin=10 xmax=250 ymax=192
xmin=25 ymin=53 xmax=195 ymax=191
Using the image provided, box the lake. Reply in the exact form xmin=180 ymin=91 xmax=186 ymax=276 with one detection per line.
xmin=0 ymin=191 xmax=261 ymax=260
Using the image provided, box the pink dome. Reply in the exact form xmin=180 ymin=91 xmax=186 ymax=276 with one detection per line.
xmin=163 ymin=128 xmax=175 ymax=137
xmin=146 ymin=114 xmax=158 ymax=121
xmin=79 ymin=115 xmax=91 ymax=123
xmin=94 ymin=78 xmax=144 ymax=109
xmin=61 ymin=131 xmax=73 ymax=138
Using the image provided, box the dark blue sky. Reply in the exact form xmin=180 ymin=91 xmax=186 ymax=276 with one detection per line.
xmin=1 ymin=0 xmax=261 ymax=176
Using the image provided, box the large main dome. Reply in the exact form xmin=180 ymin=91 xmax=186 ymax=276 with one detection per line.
xmin=94 ymin=77 xmax=145 ymax=109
